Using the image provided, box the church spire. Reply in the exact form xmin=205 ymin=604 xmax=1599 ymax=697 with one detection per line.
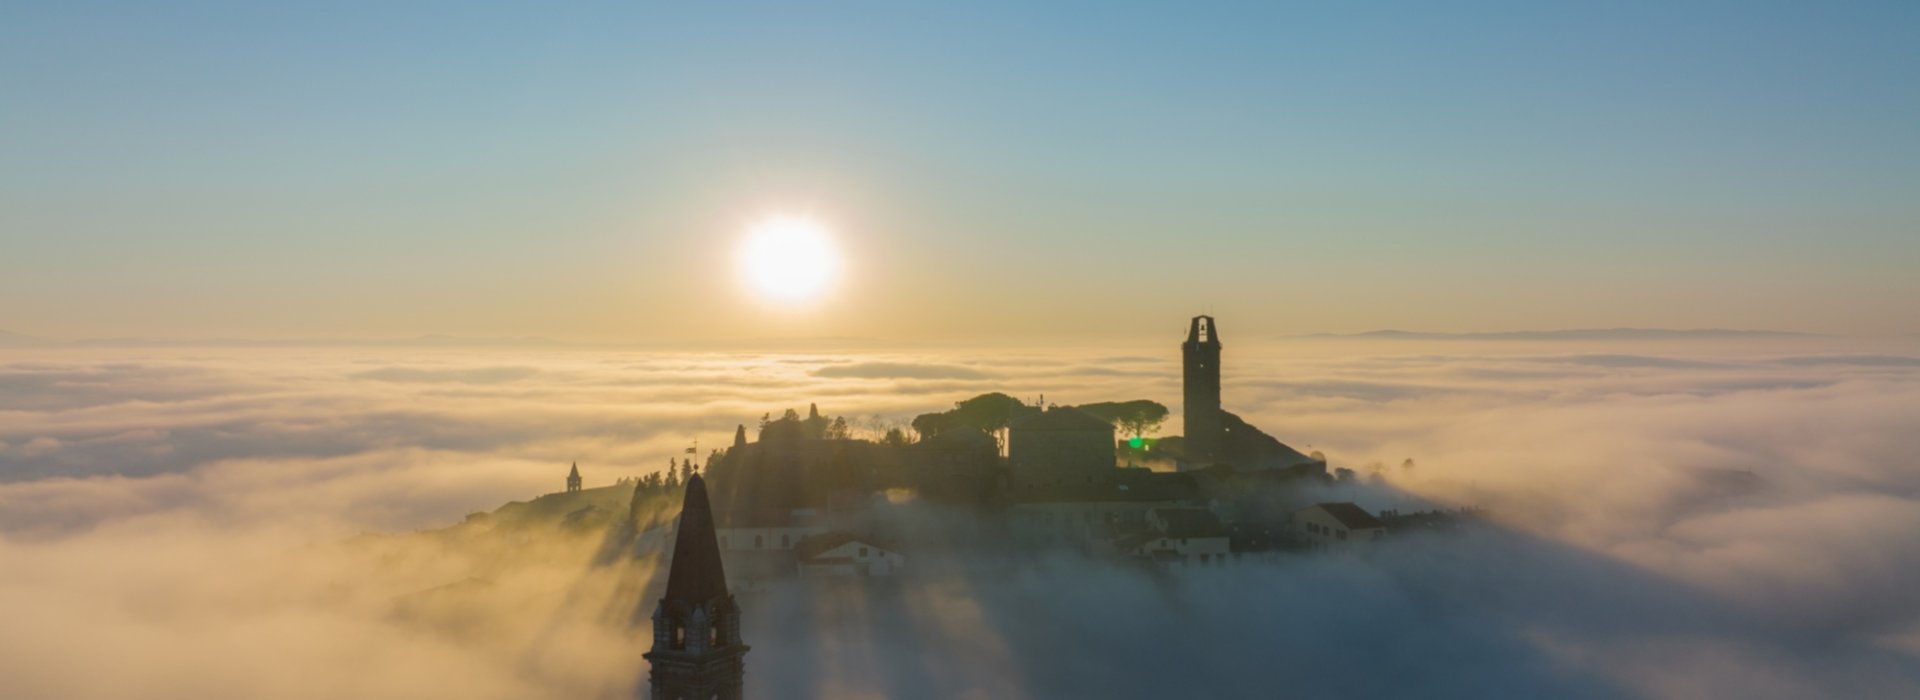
xmin=566 ymin=462 xmax=582 ymax=493
xmin=645 ymin=474 xmax=747 ymax=699
xmin=663 ymin=475 xmax=727 ymax=603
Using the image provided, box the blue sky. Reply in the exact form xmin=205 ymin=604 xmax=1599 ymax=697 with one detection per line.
xmin=3 ymin=1 xmax=1916 ymax=340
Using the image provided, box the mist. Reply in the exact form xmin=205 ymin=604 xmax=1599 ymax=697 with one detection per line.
xmin=2 ymin=336 xmax=1918 ymax=698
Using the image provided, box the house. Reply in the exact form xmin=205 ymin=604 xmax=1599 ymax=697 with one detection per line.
xmin=712 ymin=507 xmax=830 ymax=552
xmin=793 ymin=532 xmax=905 ymax=578
xmin=1111 ymin=506 xmax=1231 ymax=567
xmin=1007 ymin=406 xmax=1117 ymax=494
xmin=1006 ymin=470 xmax=1200 ymax=548
xmin=1293 ymin=502 xmax=1386 ymax=551
xmin=910 ymin=426 xmax=998 ymax=503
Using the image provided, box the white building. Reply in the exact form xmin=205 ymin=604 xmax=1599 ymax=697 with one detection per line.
xmin=713 ymin=508 xmax=829 ymax=552
xmin=1293 ymin=502 xmax=1386 ymax=551
xmin=1112 ymin=507 xmax=1232 ymax=566
xmin=794 ymin=532 xmax=906 ymax=578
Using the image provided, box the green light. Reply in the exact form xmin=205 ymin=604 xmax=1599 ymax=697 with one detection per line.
xmin=1129 ymin=437 xmax=1143 ymax=449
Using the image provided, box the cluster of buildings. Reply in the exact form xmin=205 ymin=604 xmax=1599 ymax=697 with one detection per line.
xmin=594 ymin=315 xmax=1468 ymax=590
xmin=630 ymin=314 xmax=1477 ymax=698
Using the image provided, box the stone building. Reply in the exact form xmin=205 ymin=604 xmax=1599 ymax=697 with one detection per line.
xmin=910 ymin=426 xmax=999 ymax=503
xmin=1170 ymin=315 xmax=1323 ymax=474
xmin=645 ymin=474 xmax=749 ymax=699
xmin=1006 ymin=406 xmax=1117 ymax=495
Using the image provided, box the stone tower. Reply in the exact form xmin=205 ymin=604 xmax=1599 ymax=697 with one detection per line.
xmin=1182 ymin=315 xmax=1224 ymax=462
xmin=567 ymin=462 xmax=582 ymax=493
xmin=645 ymin=474 xmax=748 ymax=700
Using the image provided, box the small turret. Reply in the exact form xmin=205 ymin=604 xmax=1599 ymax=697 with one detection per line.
xmin=566 ymin=462 xmax=582 ymax=493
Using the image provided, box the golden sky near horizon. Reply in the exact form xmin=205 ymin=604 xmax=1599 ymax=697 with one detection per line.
xmin=3 ymin=4 xmax=1916 ymax=343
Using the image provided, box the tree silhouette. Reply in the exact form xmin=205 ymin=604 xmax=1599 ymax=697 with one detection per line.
xmin=1075 ymin=400 xmax=1170 ymax=440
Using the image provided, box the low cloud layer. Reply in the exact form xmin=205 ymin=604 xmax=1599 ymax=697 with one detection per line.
xmin=1 ymin=337 xmax=1917 ymax=698
xmin=812 ymin=361 xmax=995 ymax=380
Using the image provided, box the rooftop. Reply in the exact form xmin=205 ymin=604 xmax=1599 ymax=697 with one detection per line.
xmin=1313 ymin=502 xmax=1385 ymax=530
xmin=793 ymin=531 xmax=894 ymax=560
xmin=1150 ymin=507 xmax=1227 ymax=538
xmin=1010 ymin=406 xmax=1114 ymax=433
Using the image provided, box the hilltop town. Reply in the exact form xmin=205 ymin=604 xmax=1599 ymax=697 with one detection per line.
xmin=468 ymin=316 xmax=1479 ymax=592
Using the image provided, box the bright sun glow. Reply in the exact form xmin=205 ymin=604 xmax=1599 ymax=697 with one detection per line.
xmin=739 ymin=216 xmax=840 ymax=304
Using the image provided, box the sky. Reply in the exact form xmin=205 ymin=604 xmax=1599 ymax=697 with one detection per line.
xmin=3 ymin=1 xmax=1918 ymax=341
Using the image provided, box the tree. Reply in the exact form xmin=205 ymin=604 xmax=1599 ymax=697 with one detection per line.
xmin=911 ymin=411 xmax=959 ymax=441
xmin=828 ymin=416 xmax=850 ymax=440
xmin=1074 ymin=400 xmax=1170 ymax=440
xmin=882 ymin=427 xmax=909 ymax=447
xmin=907 ymin=393 xmax=1030 ymax=448
xmin=759 ymin=407 xmax=807 ymax=442
xmin=950 ymin=392 xmax=1026 ymax=433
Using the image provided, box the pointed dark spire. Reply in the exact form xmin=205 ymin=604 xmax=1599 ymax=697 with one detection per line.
xmin=568 ymin=462 xmax=580 ymax=478
xmin=733 ymin=424 xmax=748 ymax=449
xmin=647 ymin=470 xmax=748 ymax=696
xmin=664 ymin=474 xmax=728 ymax=604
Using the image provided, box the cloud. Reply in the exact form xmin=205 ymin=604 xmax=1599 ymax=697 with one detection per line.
xmin=1245 ymin=378 xmax=1459 ymax=402
xmin=352 ymin=366 xmax=542 ymax=383
xmin=812 ymin=362 xmax=993 ymax=380
xmin=0 ymin=336 xmax=1916 ymax=697
xmin=1540 ymin=354 xmax=1742 ymax=370
xmin=0 ymin=363 xmax=240 ymax=411
xmin=1777 ymin=354 xmax=1920 ymax=367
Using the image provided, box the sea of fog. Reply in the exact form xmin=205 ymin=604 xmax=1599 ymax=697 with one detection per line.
xmin=2 ymin=336 xmax=1917 ymax=699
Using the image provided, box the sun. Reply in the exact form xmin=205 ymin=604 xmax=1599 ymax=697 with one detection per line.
xmin=738 ymin=215 xmax=840 ymax=304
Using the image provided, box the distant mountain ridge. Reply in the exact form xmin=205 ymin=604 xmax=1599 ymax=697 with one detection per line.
xmin=0 ymin=331 xmax=566 ymax=348
xmin=0 ymin=331 xmax=885 ymax=349
xmin=1302 ymin=328 xmax=1817 ymax=341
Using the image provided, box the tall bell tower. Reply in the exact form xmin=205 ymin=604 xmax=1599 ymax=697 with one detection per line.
xmin=1182 ymin=315 xmax=1224 ymax=462
xmin=645 ymin=474 xmax=748 ymax=699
